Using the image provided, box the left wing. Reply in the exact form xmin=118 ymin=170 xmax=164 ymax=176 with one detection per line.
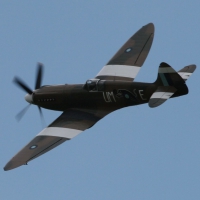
xmin=4 ymin=109 xmax=108 ymax=171
xmin=96 ymin=23 xmax=154 ymax=81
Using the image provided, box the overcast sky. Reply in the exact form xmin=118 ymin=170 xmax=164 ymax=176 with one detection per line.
xmin=1 ymin=1 xmax=200 ymax=199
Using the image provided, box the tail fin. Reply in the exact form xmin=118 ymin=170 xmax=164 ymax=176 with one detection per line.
xmin=155 ymin=62 xmax=185 ymax=86
xmin=149 ymin=62 xmax=189 ymax=108
xmin=178 ymin=65 xmax=196 ymax=81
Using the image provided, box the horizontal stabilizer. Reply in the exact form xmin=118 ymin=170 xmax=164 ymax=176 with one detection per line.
xmin=149 ymin=86 xmax=177 ymax=108
xmin=178 ymin=65 xmax=196 ymax=81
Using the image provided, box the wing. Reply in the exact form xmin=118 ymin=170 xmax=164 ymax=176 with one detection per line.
xmin=4 ymin=109 xmax=107 ymax=171
xmin=96 ymin=23 xmax=154 ymax=81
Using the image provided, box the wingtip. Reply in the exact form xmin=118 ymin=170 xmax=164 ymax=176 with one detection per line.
xmin=145 ymin=23 xmax=155 ymax=32
xmin=3 ymin=159 xmax=26 ymax=171
xmin=145 ymin=22 xmax=154 ymax=26
xmin=4 ymin=168 xmax=9 ymax=171
xmin=4 ymin=163 xmax=11 ymax=171
xmin=4 ymin=161 xmax=14 ymax=171
xmin=3 ymin=164 xmax=24 ymax=171
xmin=139 ymin=23 xmax=155 ymax=35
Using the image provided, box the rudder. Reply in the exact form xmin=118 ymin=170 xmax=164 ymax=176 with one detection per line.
xmin=155 ymin=62 xmax=185 ymax=87
xmin=149 ymin=62 xmax=188 ymax=108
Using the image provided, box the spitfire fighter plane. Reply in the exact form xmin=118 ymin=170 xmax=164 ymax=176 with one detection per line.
xmin=4 ymin=23 xmax=196 ymax=171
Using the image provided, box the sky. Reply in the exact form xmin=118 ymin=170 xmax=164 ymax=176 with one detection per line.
xmin=0 ymin=1 xmax=200 ymax=199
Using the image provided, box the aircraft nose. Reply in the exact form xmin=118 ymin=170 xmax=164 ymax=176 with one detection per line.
xmin=25 ymin=94 xmax=33 ymax=103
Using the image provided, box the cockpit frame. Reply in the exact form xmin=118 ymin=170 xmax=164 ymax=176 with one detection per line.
xmin=84 ymin=79 xmax=105 ymax=92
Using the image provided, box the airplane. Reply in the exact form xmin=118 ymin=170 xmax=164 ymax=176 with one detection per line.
xmin=4 ymin=23 xmax=196 ymax=171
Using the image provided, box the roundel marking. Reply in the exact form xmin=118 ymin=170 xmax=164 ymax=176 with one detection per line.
xmin=30 ymin=145 xmax=38 ymax=150
xmin=125 ymin=47 xmax=132 ymax=53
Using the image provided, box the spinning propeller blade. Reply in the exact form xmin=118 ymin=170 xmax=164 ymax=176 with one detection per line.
xmin=13 ymin=77 xmax=33 ymax=94
xmin=15 ymin=104 xmax=31 ymax=121
xmin=38 ymin=106 xmax=42 ymax=116
xmin=35 ymin=63 xmax=43 ymax=90
xmin=14 ymin=63 xmax=44 ymax=121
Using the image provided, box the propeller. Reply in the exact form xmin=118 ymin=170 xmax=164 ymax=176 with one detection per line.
xmin=14 ymin=63 xmax=44 ymax=121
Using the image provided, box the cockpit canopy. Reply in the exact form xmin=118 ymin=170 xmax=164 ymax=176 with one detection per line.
xmin=84 ymin=79 xmax=105 ymax=92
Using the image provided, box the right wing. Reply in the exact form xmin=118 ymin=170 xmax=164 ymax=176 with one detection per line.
xmin=4 ymin=109 xmax=109 ymax=171
xmin=96 ymin=23 xmax=154 ymax=81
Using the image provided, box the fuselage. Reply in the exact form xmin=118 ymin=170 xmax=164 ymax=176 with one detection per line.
xmin=30 ymin=80 xmax=158 ymax=113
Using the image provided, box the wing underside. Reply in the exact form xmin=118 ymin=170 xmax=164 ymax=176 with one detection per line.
xmin=96 ymin=23 xmax=154 ymax=81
